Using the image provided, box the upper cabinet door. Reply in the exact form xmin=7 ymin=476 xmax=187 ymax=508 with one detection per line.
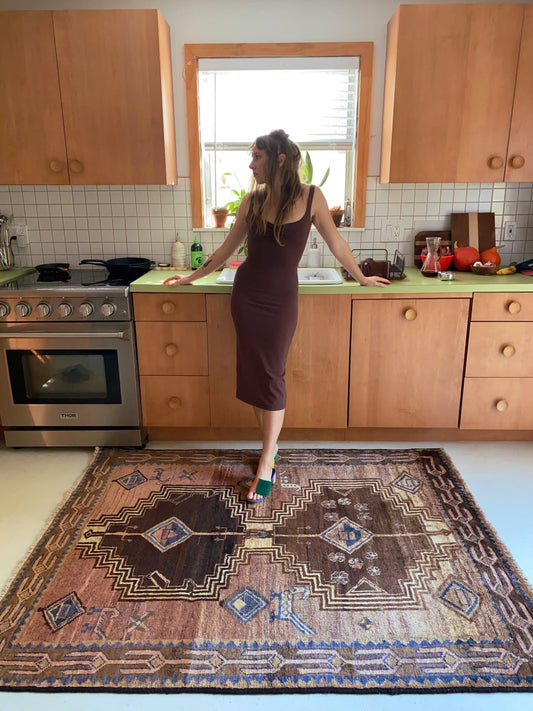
xmin=0 ymin=12 xmax=69 ymax=184
xmin=506 ymin=4 xmax=533 ymax=182
xmin=381 ymin=4 xmax=524 ymax=184
xmin=53 ymin=10 xmax=177 ymax=185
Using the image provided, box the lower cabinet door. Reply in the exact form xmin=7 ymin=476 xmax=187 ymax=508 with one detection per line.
xmin=461 ymin=377 xmax=533 ymax=430
xmin=140 ymin=375 xmax=210 ymax=427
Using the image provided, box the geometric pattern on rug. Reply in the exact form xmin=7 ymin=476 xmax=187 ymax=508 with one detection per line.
xmin=0 ymin=448 xmax=532 ymax=693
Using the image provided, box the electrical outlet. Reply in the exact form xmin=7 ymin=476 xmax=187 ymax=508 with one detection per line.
xmin=382 ymin=219 xmax=403 ymax=241
xmin=503 ymin=221 xmax=517 ymax=242
xmin=11 ymin=224 xmax=29 ymax=248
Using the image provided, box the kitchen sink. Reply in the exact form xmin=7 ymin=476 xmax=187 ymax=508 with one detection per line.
xmin=216 ymin=267 xmax=343 ymax=284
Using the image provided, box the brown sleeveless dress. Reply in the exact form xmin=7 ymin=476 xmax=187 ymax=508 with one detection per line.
xmin=231 ymin=186 xmax=315 ymax=410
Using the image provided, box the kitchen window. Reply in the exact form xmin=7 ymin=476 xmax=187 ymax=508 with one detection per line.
xmin=184 ymin=43 xmax=373 ymax=229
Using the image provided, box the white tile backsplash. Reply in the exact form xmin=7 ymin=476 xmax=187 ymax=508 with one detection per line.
xmin=1 ymin=177 xmax=532 ymax=269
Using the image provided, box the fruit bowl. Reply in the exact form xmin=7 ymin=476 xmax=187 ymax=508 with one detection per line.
xmin=470 ymin=264 xmax=498 ymax=275
xmin=421 ymin=254 xmax=453 ymax=270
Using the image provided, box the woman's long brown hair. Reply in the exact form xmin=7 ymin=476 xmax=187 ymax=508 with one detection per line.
xmin=247 ymin=129 xmax=303 ymax=244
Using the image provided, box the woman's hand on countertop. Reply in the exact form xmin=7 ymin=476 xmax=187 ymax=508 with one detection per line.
xmin=359 ymin=275 xmax=391 ymax=287
xmin=163 ymin=273 xmax=195 ymax=287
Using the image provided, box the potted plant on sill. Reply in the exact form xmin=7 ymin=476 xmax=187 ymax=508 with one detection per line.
xmin=212 ymin=207 xmax=229 ymax=228
xmin=329 ymin=205 xmax=344 ymax=227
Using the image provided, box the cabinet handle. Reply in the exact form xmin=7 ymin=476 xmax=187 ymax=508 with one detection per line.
xmin=501 ymin=344 xmax=516 ymax=358
xmin=49 ymin=159 xmax=64 ymax=173
xmin=161 ymin=301 xmax=175 ymax=315
xmin=165 ymin=342 xmax=178 ymax=357
xmin=488 ymin=155 xmax=504 ymax=170
xmin=509 ymin=155 xmax=525 ymax=169
xmin=69 ymin=159 xmax=84 ymax=174
xmin=168 ymin=396 xmax=181 ymax=409
xmin=507 ymin=301 xmax=522 ymax=315
xmin=404 ymin=308 xmax=417 ymax=321
xmin=495 ymin=399 xmax=508 ymax=413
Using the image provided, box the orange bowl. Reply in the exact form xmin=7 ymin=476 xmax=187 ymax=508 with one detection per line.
xmin=421 ymin=254 xmax=453 ymax=270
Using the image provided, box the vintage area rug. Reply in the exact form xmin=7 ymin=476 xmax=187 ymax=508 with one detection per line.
xmin=0 ymin=448 xmax=532 ymax=693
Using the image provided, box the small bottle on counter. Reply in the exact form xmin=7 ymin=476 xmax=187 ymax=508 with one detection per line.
xmin=171 ymin=234 xmax=187 ymax=269
xmin=307 ymin=236 xmax=320 ymax=268
xmin=190 ymin=235 xmax=204 ymax=270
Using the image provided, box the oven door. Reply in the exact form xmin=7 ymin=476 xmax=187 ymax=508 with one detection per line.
xmin=0 ymin=322 xmax=140 ymax=428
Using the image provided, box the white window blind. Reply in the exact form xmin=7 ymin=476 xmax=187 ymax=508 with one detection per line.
xmin=197 ymin=57 xmax=360 ymax=222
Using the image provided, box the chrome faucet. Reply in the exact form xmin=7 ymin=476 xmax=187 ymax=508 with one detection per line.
xmin=0 ymin=214 xmax=15 ymax=270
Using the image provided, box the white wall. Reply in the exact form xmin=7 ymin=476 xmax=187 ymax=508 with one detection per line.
xmin=1 ymin=0 xmax=532 ymax=268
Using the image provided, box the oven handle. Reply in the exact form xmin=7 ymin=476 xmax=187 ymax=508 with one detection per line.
xmin=0 ymin=330 xmax=130 ymax=340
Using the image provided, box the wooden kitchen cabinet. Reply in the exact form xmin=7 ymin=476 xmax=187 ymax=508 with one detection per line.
xmin=349 ymin=297 xmax=470 ymax=428
xmin=461 ymin=292 xmax=533 ymax=430
xmin=207 ymin=294 xmax=351 ymax=429
xmin=0 ymin=10 xmax=176 ymax=185
xmin=133 ymin=294 xmax=210 ymax=428
xmin=381 ymin=3 xmax=533 ymax=183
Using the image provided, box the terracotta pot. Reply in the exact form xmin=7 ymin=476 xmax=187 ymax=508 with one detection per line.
xmin=212 ymin=209 xmax=229 ymax=228
xmin=330 ymin=209 xmax=344 ymax=227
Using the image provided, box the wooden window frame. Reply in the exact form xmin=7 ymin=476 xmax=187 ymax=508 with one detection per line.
xmin=184 ymin=42 xmax=373 ymax=228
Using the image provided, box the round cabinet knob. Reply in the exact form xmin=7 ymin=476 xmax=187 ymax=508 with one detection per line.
xmin=79 ymin=302 xmax=94 ymax=318
xmin=509 ymin=155 xmax=525 ymax=169
xmin=495 ymin=399 xmax=508 ymax=413
xmin=15 ymin=301 xmax=32 ymax=317
xmin=69 ymin=159 xmax=84 ymax=174
xmin=58 ymin=302 xmax=73 ymax=318
xmin=161 ymin=301 xmax=175 ymax=315
xmin=49 ymin=159 xmax=64 ymax=173
xmin=488 ymin=155 xmax=504 ymax=170
xmin=168 ymin=396 xmax=181 ymax=409
xmin=404 ymin=307 xmax=417 ymax=321
xmin=507 ymin=301 xmax=522 ymax=315
xmin=36 ymin=301 xmax=52 ymax=318
xmin=502 ymin=344 xmax=516 ymax=358
xmin=165 ymin=343 xmax=178 ymax=357
xmin=100 ymin=302 xmax=116 ymax=317
xmin=0 ymin=302 xmax=10 ymax=318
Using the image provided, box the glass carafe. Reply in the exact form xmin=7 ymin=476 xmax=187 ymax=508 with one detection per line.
xmin=421 ymin=236 xmax=441 ymax=277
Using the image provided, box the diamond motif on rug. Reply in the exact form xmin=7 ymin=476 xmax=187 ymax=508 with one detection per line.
xmin=143 ymin=517 xmax=193 ymax=552
xmin=320 ymin=516 xmax=374 ymax=553
xmin=222 ymin=586 xmax=269 ymax=624
xmin=42 ymin=591 xmax=85 ymax=632
xmin=439 ymin=579 xmax=480 ymax=618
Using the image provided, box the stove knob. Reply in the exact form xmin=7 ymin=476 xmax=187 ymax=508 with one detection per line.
xmin=0 ymin=302 xmax=10 ymax=318
xmin=100 ymin=302 xmax=116 ymax=317
xmin=36 ymin=301 xmax=52 ymax=318
xmin=58 ymin=302 xmax=73 ymax=318
xmin=15 ymin=301 xmax=32 ymax=318
xmin=79 ymin=302 xmax=94 ymax=318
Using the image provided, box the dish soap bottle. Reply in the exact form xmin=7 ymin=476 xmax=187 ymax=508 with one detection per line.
xmin=171 ymin=234 xmax=187 ymax=269
xmin=190 ymin=235 xmax=204 ymax=270
xmin=307 ymin=235 xmax=320 ymax=268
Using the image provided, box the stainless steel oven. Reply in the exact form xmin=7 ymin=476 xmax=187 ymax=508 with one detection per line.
xmin=0 ymin=267 xmax=144 ymax=447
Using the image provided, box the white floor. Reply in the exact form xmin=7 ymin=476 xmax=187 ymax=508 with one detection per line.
xmin=0 ymin=440 xmax=532 ymax=711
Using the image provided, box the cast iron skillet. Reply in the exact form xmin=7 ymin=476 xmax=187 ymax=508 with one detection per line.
xmin=79 ymin=257 xmax=154 ymax=279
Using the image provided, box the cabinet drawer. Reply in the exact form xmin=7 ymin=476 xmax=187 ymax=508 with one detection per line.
xmin=140 ymin=376 xmax=210 ymax=427
xmin=471 ymin=293 xmax=533 ymax=322
xmin=136 ymin=322 xmax=208 ymax=375
xmin=461 ymin=377 xmax=533 ymax=429
xmin=133 ymin=293 xmax=206 ymax=321
xmin=466 ymin=322 xmax=533 ymax=377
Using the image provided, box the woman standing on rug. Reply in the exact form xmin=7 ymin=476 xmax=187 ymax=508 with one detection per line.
xmin=164 ymin=129 xmax=390 ymax=502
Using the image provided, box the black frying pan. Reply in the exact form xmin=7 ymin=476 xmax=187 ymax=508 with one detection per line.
xmin=79 ymin=258 xmax=153 ymax=280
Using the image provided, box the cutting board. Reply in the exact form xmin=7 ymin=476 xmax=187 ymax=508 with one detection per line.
xmin=451 ymin=213 xmax=496 ymax=253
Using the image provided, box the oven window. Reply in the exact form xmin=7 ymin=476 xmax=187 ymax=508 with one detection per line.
xmin=7 ymin=350 xmax=121 ymax=404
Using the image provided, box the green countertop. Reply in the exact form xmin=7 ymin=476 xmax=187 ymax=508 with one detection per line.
xmin=0 ymin=267 xmax=35 ymax=286
xmin=130 ymin=266 xmax=533 ymax=295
